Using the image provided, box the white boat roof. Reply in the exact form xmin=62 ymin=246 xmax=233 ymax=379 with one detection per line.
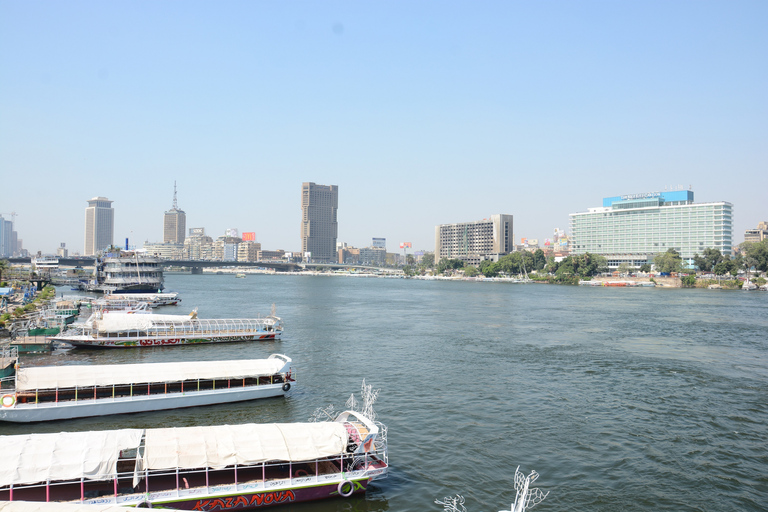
xmin=142 ymin=422 xmax=347 ymax=471
xmin=0 ymin=429 xmax=144 ymax=486
xmin=15 ymin=356 xmax=291 ymax=391
xmin=0 ymin=421 xmax=349 ymax=486
xmin=90 ymin=313 xmax=275 ymax=332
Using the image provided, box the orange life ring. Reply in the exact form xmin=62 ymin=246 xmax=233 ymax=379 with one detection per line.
xmin=1 ymin=394 xmax=16 ymax=408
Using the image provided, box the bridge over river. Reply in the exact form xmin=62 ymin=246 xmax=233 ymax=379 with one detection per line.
xmin=7 ymin=257 xmax=353 ymax=274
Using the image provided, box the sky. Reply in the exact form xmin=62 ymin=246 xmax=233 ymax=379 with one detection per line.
xmin=1 ymin=1 xmax=766 ymax=256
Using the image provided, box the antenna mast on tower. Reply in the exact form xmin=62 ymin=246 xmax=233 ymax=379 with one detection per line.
xmin=173 ymin=181 xmax=178 ymax=209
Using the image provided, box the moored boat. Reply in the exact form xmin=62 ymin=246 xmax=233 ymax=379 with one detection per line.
xmin=105 ymin=292 xmax=181 ymax=307
xmin=49 ymin=308 xmax=282 ymax=348
xmin=0 ymin=409 xmax=387 ymax=509
xmin=0 ymin=354 xmax=293 ymax=423
xmin=85 ymin=254 xmax=165 ymax=294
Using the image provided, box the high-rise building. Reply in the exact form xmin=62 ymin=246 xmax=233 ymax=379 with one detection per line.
xmin=744 ymin=221 xmax=768 ymax=244
xmin=163 ymin=182 xmax=186 ymax=244
xmin=84 ymin=197 xmax=114 ymax=256
xmin=435 ymin=214 xmax=514 ymax=265
xmin=569 ymin=190 xmax=733 ymax=268
xmin=0 ymin=216 xmax=15 ymax=257
xmin=301 ymin=182 xmax=338 ymax=262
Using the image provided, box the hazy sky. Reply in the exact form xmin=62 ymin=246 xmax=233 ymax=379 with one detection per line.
xmin=1 ymin=1 xmax=766 ymax=255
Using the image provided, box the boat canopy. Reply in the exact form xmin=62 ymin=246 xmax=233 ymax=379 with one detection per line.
xmin=142 ymin=422 xmax=348 ymax=471
xmin=0 ymin=422 xmax=348 ymax=486
xmin=0 ymin=501 xmax=143 ymax=512
xmin=90 ymin=314 xmax=276 ymax=333
xmin=0 ymin=430 xmax=143 ymax=486
xmin=15 ymin=357 xmax=291 ymax=391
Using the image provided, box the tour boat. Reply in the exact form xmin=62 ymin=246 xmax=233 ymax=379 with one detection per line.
xmin=48 ymin=308 xmax=283 ymax=348
xmin=0 ymin=354 xmax=294 ymax=423
xmin=0 ymin=410 xmax=388 ymax=510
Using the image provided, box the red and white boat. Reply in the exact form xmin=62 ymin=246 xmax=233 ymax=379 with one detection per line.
xmin=49 ymin=308 xmax=282 ymax=348
xmin=0 ymin=410 xmax=387 ymax=510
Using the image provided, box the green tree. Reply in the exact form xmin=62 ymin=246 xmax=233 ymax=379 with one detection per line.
xmin=478 ymin=259 xmax=499 ymax=277
xmin=437 ymin=258 xmax=464 ymax=274
xmin=545 ymin=256 xmax=559 ymax=274
xmin=653 ymin=249 xmax=684 ymax=274
xmin=617 ymin=262 xmax=633 ymax=275
xmin=532 ymin=249 xmax=546 ymax=271
xmin=693 ymin=248 xmax=724 ymax=272
xmin=639 ymin=263 xmax=651 ymax=273
xmin=405 ymin=254 xmax=415 ymax=266
xmin=681 ymin=275 xmax=696 ymax=287
xmin=741 ymin=240 xmax=768 ymax=272
xmin=463 ymin=265 xmax=480 ymax=277
xmin=420 ymin=253 xmax=435 ymax=268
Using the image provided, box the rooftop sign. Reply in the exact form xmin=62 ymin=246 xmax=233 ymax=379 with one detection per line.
xmin=620 ymin=192 xmax=661 ymax=201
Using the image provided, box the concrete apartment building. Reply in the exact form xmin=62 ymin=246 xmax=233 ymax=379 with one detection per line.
xmin=237 ymin=241 xmax=262 ymax=262
xmin=183 ymin=228 xmax=213 ymax=260
xmin=744 ymin=221 xmax=768 ymax=243
xmin=435 ymin=214 xmax=514 ymax=265
xmin=163 ymin=183 xmax=186 ymax=244
xmin=84 ymin=197 xmax=114 ymax=256
xmin=569 ymin=190 xmax=733 ymax=268
xmin=301 ymin=182 xmax=338 ymax=262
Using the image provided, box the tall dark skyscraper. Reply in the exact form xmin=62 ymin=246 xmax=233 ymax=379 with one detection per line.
xmin=301 ymin=182 xmax=338 ymax=262
xmin=163 ymin=182 xmax=186 ymax=244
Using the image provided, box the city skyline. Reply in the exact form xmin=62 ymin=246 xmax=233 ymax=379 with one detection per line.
xmin=1 ymin=2 xmax=766 ymax=255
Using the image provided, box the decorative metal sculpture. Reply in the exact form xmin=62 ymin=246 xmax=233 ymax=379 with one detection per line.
xmin=502 ymin=466 xmax=549 ymax=512
xmin=310 ymin=379 xmax=380 ymax=423
xmin=435 ymin=467 xmax=548 ymax=512
xmin=435 ymin=494 xmax=467 ymax=512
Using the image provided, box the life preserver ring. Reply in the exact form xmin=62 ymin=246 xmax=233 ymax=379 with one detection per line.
xmin=294 ymin=469 xmax=309 ymax=478
xmin=282 ymin=383 xmax=291 ymax=392
xmin=338 ymin=480 xmax=354 ymax=498
xmin=1 ymin=394 xmax=16 ymax=408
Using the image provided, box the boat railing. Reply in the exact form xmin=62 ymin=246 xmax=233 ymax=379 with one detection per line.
xmin=6 ymin=372 xmax=293 ymax=407
xmin=0 ymin=445 xmax=386 ymax=505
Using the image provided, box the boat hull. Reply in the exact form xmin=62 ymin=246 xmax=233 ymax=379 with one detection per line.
xmin=50 ymin=333 xmax=281 ymax=348
xmin=0 ymin=384 xmax=288 ymax=423
xmin=146 ymin=476 xmax=372 ymax=510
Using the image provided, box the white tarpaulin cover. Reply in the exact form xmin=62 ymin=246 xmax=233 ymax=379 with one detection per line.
xmin=15 ymin=357 xmax=290 ymax=392
xmin=94 ymin=313 xmax=196 ymax=332
xmin=0 ymin=430 xmax=143 ymax=486
xmin=143 ymin=422 xmax=348 ymax=470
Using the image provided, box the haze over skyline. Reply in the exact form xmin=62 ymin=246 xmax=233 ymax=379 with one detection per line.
xmin=1 ymin=1 xmax=766 ymax=255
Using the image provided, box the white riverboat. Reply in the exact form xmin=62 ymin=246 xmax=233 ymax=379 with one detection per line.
xmin=49 ymin=308 xmax=282 ymax=348
xmin=105 ymin=292 xmax=181 ymax=306
xmin=0 ymin=354 xmax=293 ymax=422
xmin=0 ymin=410 xmax=387 ymax=509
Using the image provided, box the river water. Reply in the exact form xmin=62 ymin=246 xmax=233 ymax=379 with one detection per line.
xmin=4 ymin=274 xmax=767 ymax=511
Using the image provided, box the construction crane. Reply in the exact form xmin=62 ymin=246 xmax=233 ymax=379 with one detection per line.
xmin=0 ymin=212 xmax=18 ymax=224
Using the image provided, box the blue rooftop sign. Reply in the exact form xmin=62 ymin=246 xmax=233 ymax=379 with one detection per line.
xmin=603 ymin=190 xmax=693 ymax=207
